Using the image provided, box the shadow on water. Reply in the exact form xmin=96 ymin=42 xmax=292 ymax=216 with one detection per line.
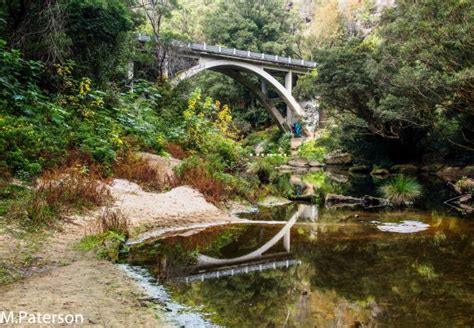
xmin=123 ymin=172 xmax=474 ymax=327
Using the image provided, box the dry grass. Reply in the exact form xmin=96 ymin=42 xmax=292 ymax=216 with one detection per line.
xmin=178 ymin=165 xmax=227 ymax=204
xmin=9 ymin=165 xmax=111 ymax=228
xmin=95 ymin=208 xmax=129 ymax=237
xmin=165 ymin=143 xmax=190 ymax=160
xmin=113 ymin=152 xmax=176 ymax=192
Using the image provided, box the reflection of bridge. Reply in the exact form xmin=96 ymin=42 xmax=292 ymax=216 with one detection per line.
xmin=137 ymin=36 xmax=318 ymax=134
xmin=176 ymin=259 xmax=301 ymax=283
xmin=196 ymin=207 xmax=303 ymax=268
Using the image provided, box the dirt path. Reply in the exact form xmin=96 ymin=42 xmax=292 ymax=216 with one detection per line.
xmin=0 ymin=180 xmax=235 ymax=327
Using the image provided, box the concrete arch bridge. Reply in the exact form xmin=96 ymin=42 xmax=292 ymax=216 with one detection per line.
xmin=138 ymin=37 xmax=319 ymax=135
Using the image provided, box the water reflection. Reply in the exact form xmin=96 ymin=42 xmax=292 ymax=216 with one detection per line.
xmin=125 ymin=204 xmax=474 ymax=327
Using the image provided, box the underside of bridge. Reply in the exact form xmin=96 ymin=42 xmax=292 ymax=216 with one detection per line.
xmin=171 ymin=57 xmax=314 ymax=134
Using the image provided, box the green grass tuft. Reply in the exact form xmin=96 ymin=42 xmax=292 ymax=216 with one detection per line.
xmin=380 ymin=175 xmax=422 ymax=206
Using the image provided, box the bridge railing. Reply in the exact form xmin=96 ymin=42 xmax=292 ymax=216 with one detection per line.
xmin=137 ymin=35 xmax=317 ymax=68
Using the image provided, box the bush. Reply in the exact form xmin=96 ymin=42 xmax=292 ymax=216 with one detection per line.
xmin=380 ymin=175 xmax=422 ymax=206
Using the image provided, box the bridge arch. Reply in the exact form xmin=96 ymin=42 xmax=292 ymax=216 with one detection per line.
xmin=172 ymin=59 xmax=305 ymax=129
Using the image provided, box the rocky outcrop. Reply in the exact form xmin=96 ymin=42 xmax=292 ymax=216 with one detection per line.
xmin=325 ymin=193 xmax=390 ymax=208
xmin=324 ymin=151 xmax=352 ymax=166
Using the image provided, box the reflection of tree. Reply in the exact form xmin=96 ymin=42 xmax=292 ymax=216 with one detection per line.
xmin=294 ymin=228 xmax=474 ymax=327
xmin=168 ymin=268 xmax=298 ymax=327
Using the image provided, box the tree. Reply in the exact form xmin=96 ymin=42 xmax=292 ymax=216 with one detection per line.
xmin=65 ymin=0 xmax=134 ymax=83
xmin=204 ymin=0 xmax=299 ymax=56
xmin=298 ymin=0 xmax=474 ymax=163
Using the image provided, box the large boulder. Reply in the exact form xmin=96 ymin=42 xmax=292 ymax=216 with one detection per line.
xmin=324 ymin=151 xmax=352 ymax=166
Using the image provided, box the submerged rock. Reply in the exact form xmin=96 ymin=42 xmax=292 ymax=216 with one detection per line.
xmin=436 ymin=165 xmax=474 ymax=179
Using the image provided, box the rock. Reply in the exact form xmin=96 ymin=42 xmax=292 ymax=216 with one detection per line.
xmin=437 ymin=165 xmax=474 ymax=179
xmin=325 ymin=194 xmax=363 ymax=207
xmin=324 ymin=151 xmax=352 ymax=165
xmin=390 ymin=164 xmax=419 ymax=174
xmin=370 ymin=168 xmax=390 ymax=176
xmin=308 ymin=160 xmax=323 ymax=167
xmin=287 ymin=158 xmax=309 ymax=168
xmin=349 ymin=165 xmax=371 ymax=173
xmin=325 ymin=193 xmax=390 ymax=208
xmin=258 ymin=196 xmax=292 ymax=207
xmin=454 ymin=178 xmax=474 ymax=194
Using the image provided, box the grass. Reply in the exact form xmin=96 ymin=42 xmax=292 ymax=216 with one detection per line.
xmin=379 ymin=175 xmax=422 ymax=206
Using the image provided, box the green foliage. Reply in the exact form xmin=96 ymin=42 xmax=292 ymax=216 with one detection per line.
xmin=380 ymin=175 xmax=422 ymax=206
xmin=204 ymin=0 xmax=301 ymax=56
xmin=65 ymin=0 xmax=134 ymax=83
xmin=78 ymin=231 xmax=127 ymax=262
xmin=300 ymin=0 xmax=474 ymax=164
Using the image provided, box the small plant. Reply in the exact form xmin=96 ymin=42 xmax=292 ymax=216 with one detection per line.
xmin=380 ymin=175 xmax=422 ymax=206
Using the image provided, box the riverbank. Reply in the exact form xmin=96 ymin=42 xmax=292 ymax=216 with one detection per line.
xmin=0 ymin=176 xmax=236 ymax=327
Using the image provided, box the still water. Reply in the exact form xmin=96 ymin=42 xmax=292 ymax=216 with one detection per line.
xmin=124 ymin=175 xmax=474 ymax=327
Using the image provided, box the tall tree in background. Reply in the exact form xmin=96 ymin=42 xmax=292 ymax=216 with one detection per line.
xmin=298 ymin=0 xmax=474 ymax=163
xmin=134 ymin=0 xmax=179 ymax=79
xmin=204 ymin=0 xmax=299 ymax=56
xmin=0 ymin=0 xmax=70 ymax=66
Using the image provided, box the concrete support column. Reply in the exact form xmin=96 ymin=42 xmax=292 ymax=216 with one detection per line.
xmin=285 ymin=71 xmax=293 ymax=126
xmin=261 ymin=80 xmax=268 ymax=95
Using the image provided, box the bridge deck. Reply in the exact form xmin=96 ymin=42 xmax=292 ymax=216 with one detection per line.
xmin=138 ymin=35 xmax=317 ymax=69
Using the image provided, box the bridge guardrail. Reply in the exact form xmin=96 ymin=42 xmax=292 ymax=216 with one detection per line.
xmin=138 ymin=35 xmax=317 ymax=68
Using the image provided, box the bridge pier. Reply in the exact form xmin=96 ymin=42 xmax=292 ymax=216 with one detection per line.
xmin=285 ymin=71 xmax=293 ymax=127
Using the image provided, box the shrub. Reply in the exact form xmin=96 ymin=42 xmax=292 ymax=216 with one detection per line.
xmin=380 ymin=175 xmax=422 ymax=206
